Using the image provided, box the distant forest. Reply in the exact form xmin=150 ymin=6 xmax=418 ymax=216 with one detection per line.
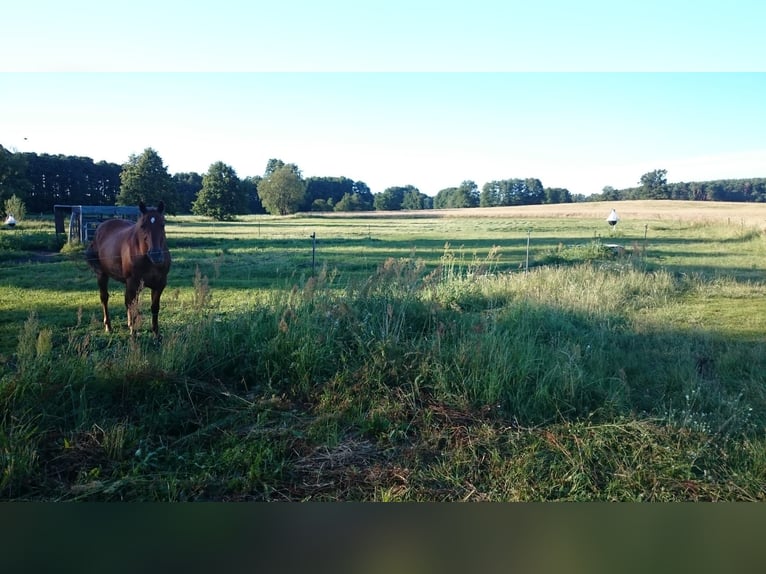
xmin=591 ymin=178 xmax=766 ymax=203
xmin=2 ymin=147 xmax=765 ymax=214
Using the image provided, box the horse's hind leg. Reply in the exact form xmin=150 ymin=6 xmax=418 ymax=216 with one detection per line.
xmin=98 ymin=274 xmax=112 ymax=333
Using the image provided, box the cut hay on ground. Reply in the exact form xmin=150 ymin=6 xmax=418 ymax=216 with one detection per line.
xmin=308 ymin=200 xmax=766 ymax=227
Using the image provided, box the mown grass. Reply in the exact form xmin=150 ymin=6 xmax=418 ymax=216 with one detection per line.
xmin=2 ymin=207 xmax=766 ymax=500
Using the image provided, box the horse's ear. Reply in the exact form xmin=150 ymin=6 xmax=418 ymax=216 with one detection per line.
xmin=139 ymin=201 xmax=147 ymax=214
xmin=157 ymin=201 xmax=165 ymax=213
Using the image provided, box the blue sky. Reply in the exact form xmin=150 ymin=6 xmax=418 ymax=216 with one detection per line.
xmin=2 ymin=2 xmax=765 ymax=196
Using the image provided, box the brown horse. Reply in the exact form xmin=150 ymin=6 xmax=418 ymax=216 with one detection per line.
xmin=85 ymin=201 xmax=171 ymax=338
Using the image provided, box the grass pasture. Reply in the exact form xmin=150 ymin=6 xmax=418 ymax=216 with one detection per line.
xmin=2 ymin=200 xmax=766 ymax=501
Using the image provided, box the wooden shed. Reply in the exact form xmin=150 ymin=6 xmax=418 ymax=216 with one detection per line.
xmin=54 ymin=205 xmax=141 ymax=243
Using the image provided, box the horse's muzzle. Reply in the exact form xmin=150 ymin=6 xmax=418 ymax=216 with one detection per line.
xmin=147 ymin=249 xmax=165 ymax=264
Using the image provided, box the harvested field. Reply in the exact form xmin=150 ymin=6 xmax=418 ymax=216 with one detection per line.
xmin=312 ymin=200 xmax=766 ymax=227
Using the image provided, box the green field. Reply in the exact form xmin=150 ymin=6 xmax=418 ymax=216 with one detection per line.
xmin=2 ymin=201 xmax=766 ymax=500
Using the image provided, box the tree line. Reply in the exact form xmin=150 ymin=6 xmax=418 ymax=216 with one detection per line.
xmin=2 ymin=146 xmax=764 ymax=220
xmin=589 ymin=169 xmax=766 ymax=203
xmin=0 ymin=146 xmax=573 ymax=219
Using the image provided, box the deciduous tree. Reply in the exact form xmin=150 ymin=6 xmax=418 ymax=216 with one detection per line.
xmin=435 ymin=180 xmax=480 ymax=209
xmin=192 ymin=162 xmax=244 ymax=220
xmin=257 ymin=164 xmax=306 ymax=215
xmin=117 ymin=148 xmax=176 ymax=211
xmin=3 ymin=194 xmax=26 ymax=221
xmin=639 ymin=169 xmax=668 ymax=199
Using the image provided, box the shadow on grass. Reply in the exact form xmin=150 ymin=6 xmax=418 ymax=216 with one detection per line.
xmin=3 ymin=276 xmax=766 ymax=501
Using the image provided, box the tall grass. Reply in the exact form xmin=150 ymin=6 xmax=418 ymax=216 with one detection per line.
xmin=2 ymin=245 xmax=765 ymax=500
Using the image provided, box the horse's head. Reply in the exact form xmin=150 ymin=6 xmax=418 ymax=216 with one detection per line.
xmin=137 ymin=201 xmax=168 ymax=265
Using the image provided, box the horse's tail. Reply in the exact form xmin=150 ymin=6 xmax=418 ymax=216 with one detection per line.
xmin=84 ymin=243 xmax=101 ymax=273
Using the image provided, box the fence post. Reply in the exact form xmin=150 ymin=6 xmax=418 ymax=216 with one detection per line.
xmin=526 ymin=229 xmax=531 ymax=274
xmin=310 ymin=232 xmax=316 ymax=275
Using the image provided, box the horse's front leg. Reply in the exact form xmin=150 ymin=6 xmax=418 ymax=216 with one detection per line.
xmin=150 ymin=287 xmax=164 ymax=339
xmin=98 ymin=274 xmax=112 ymax=333
xmin=125 ymin=280 xmax=140 ymax=336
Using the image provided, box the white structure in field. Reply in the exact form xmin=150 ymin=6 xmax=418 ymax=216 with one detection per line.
xmin=606 ymin=209 xmax=619 ymax=227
